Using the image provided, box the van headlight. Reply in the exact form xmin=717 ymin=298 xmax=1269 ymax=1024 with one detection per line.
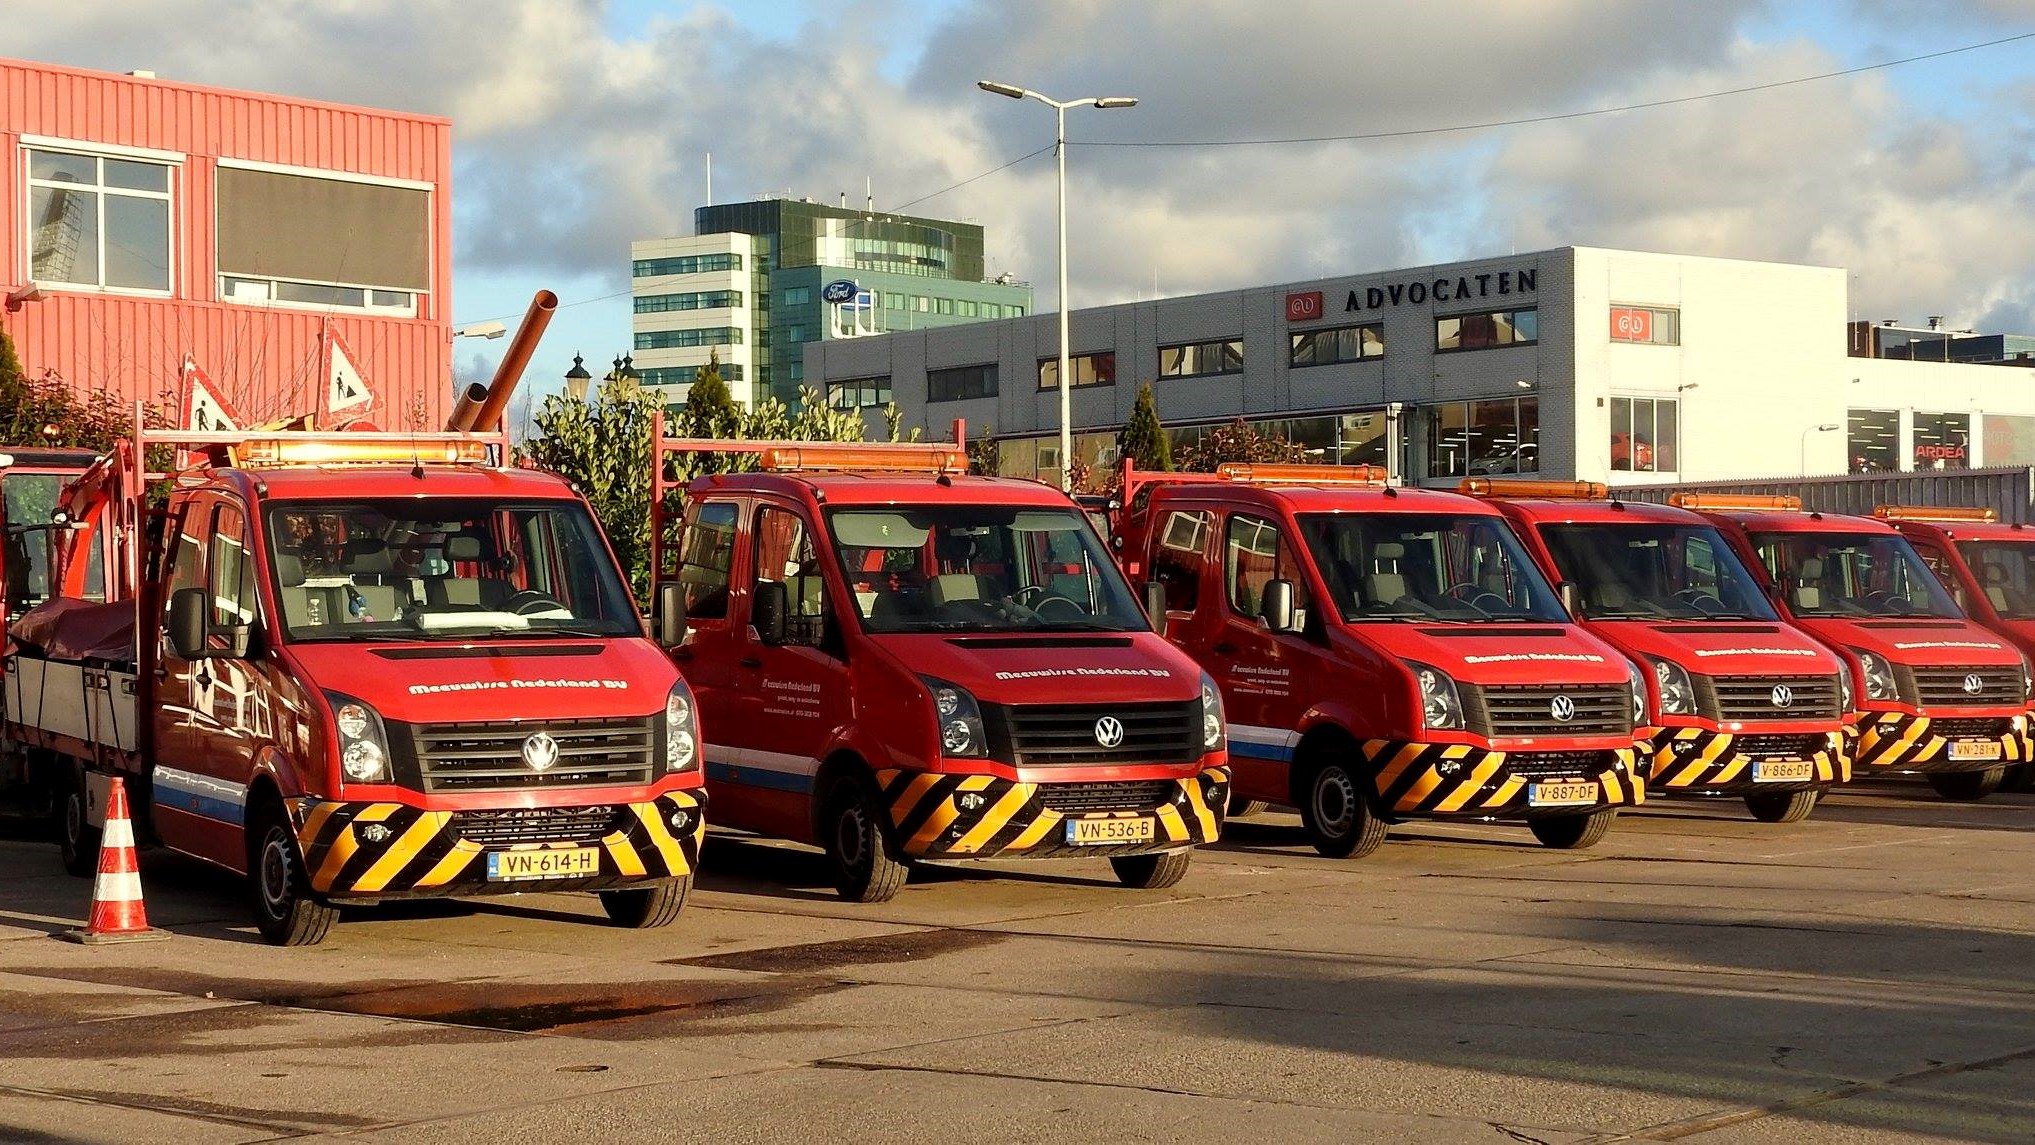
xmin=1838 ymin=668 xmax=1854 ymax=713
xmin=1650 ymin=657 xmax=1697 ymax=716
xmin=1850 ymin=648 xmax=1899 ymax=702
xmin=1407 ymin=661 xmax=1464 ymax=731
xmin=326 ymin=692 xmax=391 ymax=784
xmin=1626 ymin=659 xmax=1648 ymax=725
xmin=922 ymin=675 xmax=988 ymax=759
xmin=664 ymin=680 xmax=699 ymax=771
xmin=1200 ymin=673 xmax=1225 ymax=751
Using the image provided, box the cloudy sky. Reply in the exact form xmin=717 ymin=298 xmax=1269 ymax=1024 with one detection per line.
xmin=7 ymin=0 xmax=2034 ymax=410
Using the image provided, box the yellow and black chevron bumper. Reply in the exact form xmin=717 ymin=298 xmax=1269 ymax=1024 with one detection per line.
xmin=294 ymin=790 xmax=707 ymax=899
xmin=1848 ymin=712 xmax=2027 ymax=773
xmin=876 ymin=767 xmax=1227 ymax=859
xmin=1360 ymin=741 xmax=1643 ymax=818
xmin=1643 ymin=727 xmax=1849 ymax=793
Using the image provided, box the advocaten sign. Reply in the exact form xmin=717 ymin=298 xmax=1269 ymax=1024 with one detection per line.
xmin=1287 ymin=267 xmax=1539 ymax=322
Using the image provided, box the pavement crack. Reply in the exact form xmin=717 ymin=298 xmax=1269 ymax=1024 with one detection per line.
xmin=1491 ymin=1124 xmax=1552 ymax=1145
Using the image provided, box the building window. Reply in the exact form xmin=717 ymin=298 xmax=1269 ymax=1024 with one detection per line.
xmin=1289 ymin=324 xmax=1382 ymax=367
xmin=634 ymin=327 xmax=744 ymax=351
xmin=884 ymin=292 xmax=905 ymax=310
xmin=1427 ymin=396 xmax=1540 ymax=478
xmin=1037 ymin=352 xmax=1116 ymax=391
xmin=785 ymin=325 xmax=806 ymax=343
xmin=633 ymin=253 xmax=742 ymax=277
xmin=915 ymin=296 xmax=930 ymax=312
xmin=640 ymin=364 xmax=743 ymax=387
xmin=928 ymin=364 xmax=998 ymax=403
xmin=1609 ymin=396 xmax=1679 ymax=473
xmin=1436 ymin=308 xmax=1538 ymax=352
xmin=26 ymin=147 xmax=174 ymax=293
xmin=935 ymin=297 xmax=955 ymax=316
xmin=1913 ymin=411 xmax=1972 ymax=470
xmin=634 ymin=290 xmax=742 ymax=314
xmin=1848 ymin=408 xmax=1900 ymax=473
xmin=828 ymin=376 xmax=893 ymax=410
xmin=1012 ymin=305 xmax=1026 ymax=317
xmin=1160 ymin=339 xmax=1245 ymax=378
xmin=782 ymin=286 xmax=810 ymax=305
xmin=1610 ymin=305 xmax=1680 ymax=345
xmin=215 ymin=165 xmax=427 ymax=313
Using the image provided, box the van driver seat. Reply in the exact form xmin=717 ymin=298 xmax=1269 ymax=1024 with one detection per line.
xmin=1793 ymin=557 xmax=1824 ymax=611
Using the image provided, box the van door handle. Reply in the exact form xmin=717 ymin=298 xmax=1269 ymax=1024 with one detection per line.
xmin=739 ymin=657 xmax=763 ymax=669
xmin=1211 ymin=642 xmax=1236 ymax=655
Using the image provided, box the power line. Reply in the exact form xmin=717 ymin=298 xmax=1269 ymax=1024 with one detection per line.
xmin=1070 ymin=29 xmax=2035 ymax=149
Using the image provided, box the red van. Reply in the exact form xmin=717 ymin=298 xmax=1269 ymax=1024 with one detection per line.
xmin=650 ymin=434 xmax=1228 ymax=903
xmin=1471 ymin=481 xmax=1849 ymax=823
xmin=1688 ymin=497 xmax=2030 ymax=800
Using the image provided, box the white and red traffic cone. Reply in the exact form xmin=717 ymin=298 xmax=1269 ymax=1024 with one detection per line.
xmin=60 ymin=777 xmax=169 ymax=945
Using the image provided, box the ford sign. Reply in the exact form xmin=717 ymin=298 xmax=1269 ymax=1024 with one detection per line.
xmin=821 ymin=279 xmax=858 ymax=304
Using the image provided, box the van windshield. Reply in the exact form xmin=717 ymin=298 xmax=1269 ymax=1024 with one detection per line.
xmin=824 ymin=505 xmax=1148 ymax=633
xmin=1297 ymin=512 xmax=1567 ymax=623
xmin=265 ymin=499 xmax=640 ymax=641
xmin=1749 ymin=530 xmax=1962 ymax=619
xmin=1540 ymin=523 xmax=1778 ymax=621
xmin=1957 ymin=539 xmax=2035 ymax=619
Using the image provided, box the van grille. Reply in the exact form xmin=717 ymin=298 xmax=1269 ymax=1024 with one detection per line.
xmin=989 ymin=701 xmax=1201 ymax=765
xmin=1501 ymin=751 xmax=1608 ymax=780
xmin=1929 ymin=717 xmax=2013 ymax=740
xmin=1704 ymin=675 xmax=1842 ymax=721
xmin=451 ymin=806 xmax=625 ymax=846
xmin=1905 ymin=667 xmax=2023 ymax=708
xmin=1732 ymin=733 xmax=1828 ymax=758
xmin=405 ymin=717 xmax=656 ymax=792
xmin=1464 ymin=684 xmax=1631 ymax=738
xmin=1035 ymin=781 xmax=1176 ymax=814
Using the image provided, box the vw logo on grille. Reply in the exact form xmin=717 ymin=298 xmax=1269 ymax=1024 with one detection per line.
xmin=1093 ymin=716 xmax=1125 ymax=748
xmin=1771 ymin=684 xmax=1794 ymax=709
xmin=1549 ymin=695 xmax=1576 ymax=722
xmin=1964 ymin=673 xmax=1985 ymax=695
xmin=522 ymin=730 xmax=560 ymax=771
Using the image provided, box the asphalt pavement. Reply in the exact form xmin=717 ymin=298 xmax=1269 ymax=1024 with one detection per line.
xmin=1 ymin=782 xmax=2032 ymax=1143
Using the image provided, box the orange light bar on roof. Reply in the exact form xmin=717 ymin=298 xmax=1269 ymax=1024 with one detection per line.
xmin=1667 ymin=493 xmax=1802 ymax=512
xmin=1457 ymin=478 xmax=1608 ymax=500
xmin=755 ymin=444 xmax=966 ymax=473
xmin=1874 ymin=504 xmax=1998 ymax=523
xmin=1215 ymin=462 xmax=1387 ymax=486
xmin=234 ymin=438 xmax=491 ymax=467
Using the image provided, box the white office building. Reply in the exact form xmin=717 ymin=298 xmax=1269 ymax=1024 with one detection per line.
xmin=809 ymin=246 xmax=2035 ymax=489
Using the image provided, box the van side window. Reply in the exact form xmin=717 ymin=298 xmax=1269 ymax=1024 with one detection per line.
xmin=209 ymin=503 xmax=258 ymax=631
xmin=1225 ymin=515 xmax=1311 ymax=624
xmin=754 ymin=506 xmax=826 ymax=645
xmin=164 ymin=504 xmax=207 ymax=618
xmin=1151 ymin=510 xmax=1210 ymax=612
xmin=680 ymin=502 xmax=739 ymax=621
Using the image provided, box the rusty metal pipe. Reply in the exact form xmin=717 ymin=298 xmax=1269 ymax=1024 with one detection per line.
xmin=445 ymin=382 xmax=490 ymax=433
xmin=464 ymin=290 xmax=557 ymax=432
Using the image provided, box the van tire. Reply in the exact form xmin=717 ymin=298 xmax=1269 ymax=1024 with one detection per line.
xmin=1744 ymin=788 xmax=1819 ymax=823
xmin=1927 ymin=766 xmax=2005 ymax=802
xmin=1231 ymin=800 xmax=1269 ymax=818
xmin=57 ymin=768 xmax=101 ymax=878
xmin=600 ymin=877 xmax=690 ymax=928
xmin=248 ymin=799 xmax=338 ymax=947
xmin=1299 ymin=760 xmax=1388 ymax=860
xmin=1529 ymin=809 xmax=1616 ymax=849
xmin=824 ymin=778 xmax=908 ymax=904
xmin=1111 ymin=850 xmax=1191 ymax=889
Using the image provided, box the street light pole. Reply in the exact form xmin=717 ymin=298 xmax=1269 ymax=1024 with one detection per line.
xmin=978 ymin=80 xmax=1138 ymax=492
xmin=1800 ymin=422 xmax=1839 ymax=475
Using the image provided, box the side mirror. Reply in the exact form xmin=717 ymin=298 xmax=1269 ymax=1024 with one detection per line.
xmin=168 ymin=587 xmax=208 ymax=660
xmin=752 ymin=580 xmax=789 ymax=646
xmin=1557 ymin=580 xmax=1578 ymax=615
xmin=1143 ymin=580 xmax=1168 ymax=631
xmin=1260 ymin=579 xmax=1298 ymax=634
xmin=655 ymin=581 xmax=687 ymax=647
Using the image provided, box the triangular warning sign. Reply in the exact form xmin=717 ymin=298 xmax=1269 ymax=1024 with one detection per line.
xmin=179 ymin=356 xmax=242 ymax=433
xmin=323 ymin=326 xmax=375 ymax=416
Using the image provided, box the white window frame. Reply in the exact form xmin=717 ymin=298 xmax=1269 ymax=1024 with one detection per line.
xmin=212 ymin=156 xmax=433 ymax=317
xmin=19 ymin=137 xmax=182 ymax=298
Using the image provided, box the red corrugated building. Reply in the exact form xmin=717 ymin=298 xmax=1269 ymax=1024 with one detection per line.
xmin=1 ymin=57 xmax=453 ymax=427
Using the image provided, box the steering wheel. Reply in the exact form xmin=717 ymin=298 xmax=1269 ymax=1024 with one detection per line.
xmin=1013 ymin=585 xmax=1048 ymax=607
xmin=505 ymin=590 xmax=569 ymax=616
xmin=1032 ymin=595 xmax=1087 ymax=620
xmin=1673 ymin=588 xmax=1728 ymax=616
xmin=1862 ymin=590 xmax=1918 ymax=615
xmin=1445 ymin=583 xmax=1511 ymax=613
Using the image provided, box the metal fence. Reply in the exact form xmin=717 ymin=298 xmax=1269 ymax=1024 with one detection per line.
xmin=1619 ymin=466 xmax=2035 ymax=524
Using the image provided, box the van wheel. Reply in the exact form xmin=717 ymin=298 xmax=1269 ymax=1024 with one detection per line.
xmin=824 ymin=778 xmax=908 ymax=904
xmin=1744 ymin=788 xmax=1820 ymax=823
xmin=1111 ymin=850 xmax=1191 ymax=889
xmin=57 ymin=770 xmax=101 ymax=878
xmin=1231 ymin=800 xmax=1269 ymax=818
xmin=2000 ymin=764 xmax=2033 ymax=793
xmin=1529 ymin=809 xmax=1616 ymax=849
xmin=1927 ymin=766 xmax=2005 ymax=802
xmin=600 ymin=877 xmax=691 ymax=928
xmin=1300 ymin=761 xmax=1388 ymax=859
xmin=248 ymin=800 xmax=338 ymax=946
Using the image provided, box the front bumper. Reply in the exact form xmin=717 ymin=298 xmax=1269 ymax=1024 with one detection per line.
xmin=876 ymin=767 xmax=1228 ymax=859
xmin=1846 ymin=712 xmax=2026 ymax=774
xmin=295 ymin=791 xmax=707 ymax=899
xmin=1359 ymin=740 xmax=1643 ymax=818
xmin=1643 ymin=727 xmax=1849 ymax=795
